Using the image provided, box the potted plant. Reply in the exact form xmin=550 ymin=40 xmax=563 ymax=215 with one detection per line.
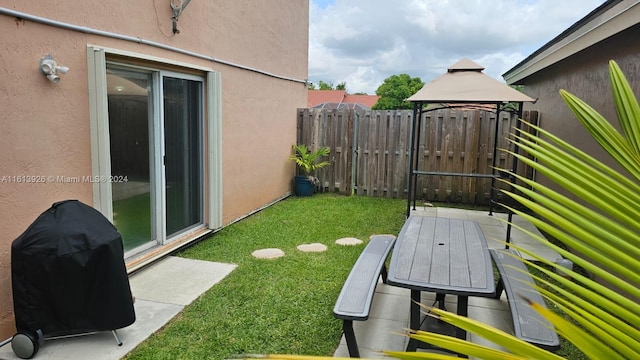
xmin=289 ymin=144 xmax=330 ymax=196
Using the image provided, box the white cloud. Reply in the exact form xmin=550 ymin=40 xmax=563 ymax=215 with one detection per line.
xmin=309 ymin=0 xmax=606 ymax=94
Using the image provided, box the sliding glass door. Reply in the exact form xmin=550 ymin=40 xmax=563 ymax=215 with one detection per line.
xmin=107 ymin=66 xmax=204 ymax=254
xmin=108 ymin=69 xmax=157 ymax=252
xmin=163 ymin=76 xmax=203 ymax=237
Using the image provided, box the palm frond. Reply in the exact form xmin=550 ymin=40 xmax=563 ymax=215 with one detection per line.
xmin=609 ymin=60 xmax=640 ymax=157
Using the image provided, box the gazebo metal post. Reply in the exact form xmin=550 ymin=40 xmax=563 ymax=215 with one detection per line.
xmin=406 ymin=102 xmax=420 ymax=217
xmin=488 ymin=102 xmax=501 ymax=216
xmin=504 ymin=101 xmax=525 ymax=247
xmin=412 ymin=103 xmax=425 ymax=211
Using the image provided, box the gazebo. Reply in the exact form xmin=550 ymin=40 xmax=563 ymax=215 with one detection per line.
xmin=405 ymin=59 xmax=536 ymax=243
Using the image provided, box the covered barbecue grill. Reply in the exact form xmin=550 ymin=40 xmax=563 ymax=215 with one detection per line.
xmin=10 ymin=200 xmax=136 ymax=359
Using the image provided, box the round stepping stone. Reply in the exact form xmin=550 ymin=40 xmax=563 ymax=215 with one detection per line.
xmin=251 ymin=248 xmax=285 ymax=259
xmin=335 ymin=237 xmax=363 ymax=246
xmin=297 ymin=243 xmax=328 ymax=252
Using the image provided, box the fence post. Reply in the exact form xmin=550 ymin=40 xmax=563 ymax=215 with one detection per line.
xmin=349 ymin=110 xmax=358 ymax=195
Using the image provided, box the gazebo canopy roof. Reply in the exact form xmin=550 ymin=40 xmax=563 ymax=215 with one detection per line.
xmin=407 ymin=58 xmax=535 ymax=104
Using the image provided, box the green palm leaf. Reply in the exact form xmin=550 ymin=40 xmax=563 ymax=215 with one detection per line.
xmin=559 ymin=90 xmax=640 ymax=177
xmin=289 ymin=144 xmax=331 ymax=176
xmin=501 ymin=141 xmax=640 ymax=232
xmin=490 ymin=242 xmax=639 ymax=352
xmin=537 ymin=283 xmax=640 ymax=354
xmin=500 ymin=184 xmax=640 ymax=287
xmin=527 ymin=301 xmax=627 ymax=359
xmin=502 ymin=199 xmax=640 ymax=304
xmin=609 ymin=60 xmax=640 ymax=156
xmin=409 ymin=308 xmax=564 ymax=360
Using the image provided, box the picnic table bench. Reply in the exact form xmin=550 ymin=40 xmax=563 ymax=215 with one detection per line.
xmin=333 ymin=234 xmax=396 ymax=358
xmin=490 ymin=248 xmax=560 ymax=351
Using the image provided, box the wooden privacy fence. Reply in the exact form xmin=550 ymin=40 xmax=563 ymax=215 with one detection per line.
xmin=296 ymin=108 xmax=538 ymax=205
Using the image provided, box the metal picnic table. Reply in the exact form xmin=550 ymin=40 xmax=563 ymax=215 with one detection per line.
xmin=387 ymin=215 xmax=495 ymax=352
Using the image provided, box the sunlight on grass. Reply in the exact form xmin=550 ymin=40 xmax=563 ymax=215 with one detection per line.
xmin=113 ymin=192 xmax=152 ymax=251
xmin=123 ymin=194 xmax=407 ymax=359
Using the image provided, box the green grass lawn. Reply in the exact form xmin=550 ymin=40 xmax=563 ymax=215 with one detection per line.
xmin=113 ymin=192 xmax=152 ymax=251
xmin=114 ymin=184 xmax=199 ymax=251
xmin=123 ymin=194 xmax=407 ymax=359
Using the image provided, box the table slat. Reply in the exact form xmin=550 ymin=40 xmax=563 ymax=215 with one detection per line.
xmin=449 ymin=219 xmax=471 ymax=287
xmin=408 ymin=217 xmax=436 ymax=283
xmin=388 ymin=216 xmax=494 ymax=295
xmin=392 ymin=216 xmax=424 ymax=280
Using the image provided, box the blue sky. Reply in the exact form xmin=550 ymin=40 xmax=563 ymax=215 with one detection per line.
xmin=313 ymin=0 xmax=334 ymax=9
xmin=309 ymin=0 xmax=607 ymax=94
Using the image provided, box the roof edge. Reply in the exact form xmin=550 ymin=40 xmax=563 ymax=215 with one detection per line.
xmin=503 ymin=0 xmax=638 ymax=84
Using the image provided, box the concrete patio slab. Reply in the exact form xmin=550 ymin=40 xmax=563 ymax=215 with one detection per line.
xmin=0 ymin=256 xmax=236 ymax=360
xmin=494 ymin=212 xmax=561 ymax=262
xmin=129 ymin=256 xmax=237 ymax=306
xmin=333 ymin=282 xmax=409 ymax=358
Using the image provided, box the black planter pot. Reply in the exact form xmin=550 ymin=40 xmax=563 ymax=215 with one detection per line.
xmin=294 ymin=175 xmax=315 ymax=196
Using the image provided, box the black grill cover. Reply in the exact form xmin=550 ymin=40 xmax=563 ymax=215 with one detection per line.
xmin=11 ymin=200 xmax=136 ymax=336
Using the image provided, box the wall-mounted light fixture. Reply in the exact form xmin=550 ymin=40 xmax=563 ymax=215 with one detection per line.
xmin=171 ymin=0 xmax=191 ymax=34
xmin=39 ymin=55 xmax=70 ymax=83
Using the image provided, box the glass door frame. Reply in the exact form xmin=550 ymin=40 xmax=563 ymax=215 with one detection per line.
xmin=157 ymin=70 xmax=206 ymax=244
xmin=87 ymin=45 xmax=223 ymax=260
xmin=106 ymin=65 xmax=158 ymax=255
xmin=109 ymin=66 xmax=207 ymax=252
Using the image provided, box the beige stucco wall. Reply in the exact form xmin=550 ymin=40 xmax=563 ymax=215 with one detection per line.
xmin=519 ymin=23 xmax=640 ymax=191
xmin=0 ymin=0 xmax=308 ymax=340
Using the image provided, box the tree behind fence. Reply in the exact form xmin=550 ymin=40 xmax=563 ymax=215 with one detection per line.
xmin=297 ymin=108 xmax=538 ymax=205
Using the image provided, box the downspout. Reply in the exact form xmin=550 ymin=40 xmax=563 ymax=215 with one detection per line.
xmin=0 ymin=7 xmax=307 ymax=85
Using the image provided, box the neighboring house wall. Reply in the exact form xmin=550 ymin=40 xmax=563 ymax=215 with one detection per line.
xmin=0 ymin=1 xmax=308 ymax=340
xmin=503 ymin=0 xmax=639 ymax=196
xmin=503 ymin=1 xmax=638 ymax=300
xmin=517 ymin=23 xmax=640 ymax=191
